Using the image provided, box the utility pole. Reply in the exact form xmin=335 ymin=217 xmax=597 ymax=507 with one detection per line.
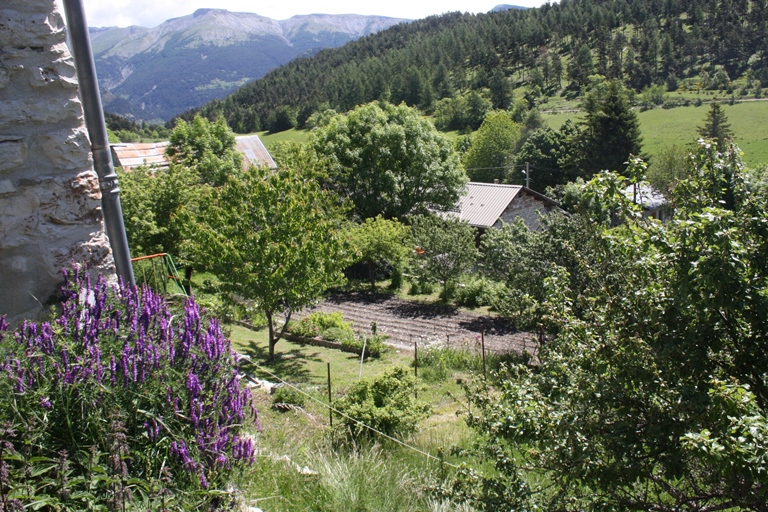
xmin=524 ymin=162 xmax=530 ymax=188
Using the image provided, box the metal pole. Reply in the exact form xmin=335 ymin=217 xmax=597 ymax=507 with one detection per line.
xmin=481 ymin=329 xmax=487 ymax=378
xmin=62 ymin=0 xmax=135 ymax=287
xmin=413 ymin=340 xmax=418 ymax=399
xmin=327 ymin=363 xmax=333 ymax=427
xmin=525 ymin=162 xmax=530 ymax=189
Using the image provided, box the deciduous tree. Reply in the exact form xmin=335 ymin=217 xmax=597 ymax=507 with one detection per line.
xmin=454 ymin=141 xmax=768 ymax=511
xmin=408 ymin=214 xmax=478 ymax=301
xmin=347 ymin=215 xmax=410 ymax=291
xmin=310 ymin=101 xmax=466 ymax=220
xmin=185 ymin=166 xmax=353 ymax=360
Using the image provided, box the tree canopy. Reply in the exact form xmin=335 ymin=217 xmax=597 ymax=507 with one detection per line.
xmin=462 ymin=111 xmax=520 ymax=183
xmin=119 ymin=115 xmax=242 ymax=260
xmin=408 ymin=214 xmax=478 ymax=301
xmin=184 ymin=165 xmax=353 ymax=360
xmin=452 ymin=141 xmax=768 ymax=511
xmin=575 ymin=78 xmax=643 ymax=176
xmin=309 ymin=101 xmax=467 ymax=220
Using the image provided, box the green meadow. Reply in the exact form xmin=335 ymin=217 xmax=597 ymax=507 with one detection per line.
xmin=544 ymin=100 xmax=768 ymax=167
xmin=258 ymin=99 xmax=768 ymax=170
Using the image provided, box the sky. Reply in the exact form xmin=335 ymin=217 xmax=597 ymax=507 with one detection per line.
xmin=75 ymin=0 xmax=550 ymax=28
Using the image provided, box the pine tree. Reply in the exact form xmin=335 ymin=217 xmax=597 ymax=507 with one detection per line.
xmin=697 ymin=102 xmax=734 ymax=150
xmin=575 ymin=79 xmax=643 ymax=176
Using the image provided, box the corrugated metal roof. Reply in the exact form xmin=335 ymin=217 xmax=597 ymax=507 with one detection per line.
xmin=450 ymin=182 xmax=523 ymax=228
xmin=235 ymin=135 xmax=277 ymax=169
xmin=111 ymin=134 xmax=277 ymax=172
xmin=111 ymin=141 xmax=170 ymax=171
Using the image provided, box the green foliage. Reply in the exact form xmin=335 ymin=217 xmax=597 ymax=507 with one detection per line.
xmin=271 ymin=386 xmax=306 ymax=409
xmin=166 ymin=115 xmax=243 ymax=186
xmin=452 ymin=276 xmax=501 ymax=310
xmin=514 ymin=121 xmax=579 ymax=193
xmin=575 ymin=79 xmax=643 ymax=176
xmin=460 ymin=142 xmax=768 ymax=510
xmin=409 ymin=215 xmax=479 ymax=302
xmin=462 ymin=111 xmax=521 ymax=183
xmin=0 ymin=271 xmax=255 ymax=510
xmin=119 ymin=164 xmax=196 ymax=259
xmin=697 ymin=102 xmax=735 ymax=150
xmin=646 ymin=143 xmax=692 ymax=195
xmin=348 ymin=215 xmax=411 ymax=290
xmin=184 ymin=165 xmax=353 ymax=359
xmin=334 ymin=367 xmax=430 ymax=440
xmin=119 ymin=114 xmax=241 ymax=261
xmin=433 ymin=92 xmax=493 ymax=132
xmin=310 ymin=101 xmax=467 ymax=220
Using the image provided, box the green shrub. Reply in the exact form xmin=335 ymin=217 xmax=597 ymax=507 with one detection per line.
xmin=290 ymin=311 xmax=353 ymax=340
xmin=288 ymin=315 xmax=321 ymax=338
xmin=408 ymin=279 xmax=434 ymax=296
xmin=272 ymin=385 xmax=306 ymax=409
xmin=341 ymin=333 xmax=389 ymax=356
xmin=453 ymin=277 xmax=501 ymax=309
xmin=334 ymin=367 xmax=430 ymax=439
xmin=323 ymin=326 xmax=355 ymax=344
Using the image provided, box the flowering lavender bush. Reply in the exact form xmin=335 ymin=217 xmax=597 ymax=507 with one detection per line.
xmin=0 ymin=267 xmax=257 ymax=510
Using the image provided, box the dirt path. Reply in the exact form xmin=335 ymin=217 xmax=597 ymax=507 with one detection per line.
xmin=301 ymin=291 xmax=536 ymax=356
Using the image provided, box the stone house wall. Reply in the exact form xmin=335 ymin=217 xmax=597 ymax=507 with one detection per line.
xmin=0 ymin=0 xmax=114 ymax=324
xmin=494 ymin=190 xmax=557 ymax=231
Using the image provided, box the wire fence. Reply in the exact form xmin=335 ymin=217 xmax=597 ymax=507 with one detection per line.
xmin=240 ymin=355 xmax=460 ymax=470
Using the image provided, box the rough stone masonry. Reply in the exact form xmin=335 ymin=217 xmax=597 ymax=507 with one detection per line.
xmin=0 ymin=0 xmax=114 ymax=323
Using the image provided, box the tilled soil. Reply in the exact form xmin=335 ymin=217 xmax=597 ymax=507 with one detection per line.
xmin=301 ymin=291 xmax=536 ymax=356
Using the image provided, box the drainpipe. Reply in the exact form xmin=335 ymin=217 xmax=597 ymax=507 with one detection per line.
xmin=62 ymin=0 xmax=135 ymax=287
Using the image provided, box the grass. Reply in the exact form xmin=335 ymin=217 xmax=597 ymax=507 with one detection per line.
xmin=254 ymin=96 xmax=768 ymax=169
xmin=543 ymin=98 xmax=768 ymax=167
xmin=256 ymin=129 xmax=310 ymax=149
xmin=229 ymin=324 xmax=413 ymax=389
xmin=228 ymin=322 xmax=483 ymax=511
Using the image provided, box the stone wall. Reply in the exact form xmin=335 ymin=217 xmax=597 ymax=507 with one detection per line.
xmin=495 ymin=190 xmax=557 ymax=231
xmin=0 ymin=0 xmax=114 ymax=323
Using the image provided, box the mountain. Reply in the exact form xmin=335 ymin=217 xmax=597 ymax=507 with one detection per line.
xmin=188 ymin=0 xmax=768 ymax=134
xmin=90 ymin=9 xmax=408 ymax=121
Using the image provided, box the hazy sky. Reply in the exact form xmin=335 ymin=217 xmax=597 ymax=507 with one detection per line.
xmin=76 ymin=0 xmax=550 ymax=28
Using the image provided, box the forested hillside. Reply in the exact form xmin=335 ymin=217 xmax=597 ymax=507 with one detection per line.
xmin=186 ymin=0 xmax=768 ymax=133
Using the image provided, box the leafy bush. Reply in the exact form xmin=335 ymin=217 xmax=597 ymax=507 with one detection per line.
xmin=341 ymin=333 xmax=389 ymax=356
xmin=0 ymin=268 xmax=257 ymax=509
xmin=289 ymin=312 xmax=355 ymax=342
xmin=323 ymin=326 xmax=355 ymax=344
xmin=453 ymin=277 xmax=501 ymax=309
xmin=408 ymin=279 xmax=434 ymax=296
xmin=272 ymin=385 xmax=306 ymax=409
xmin=334 ymin=367 xmax=429 ymax=440
xmin=287 ymin=316 xmax=321 ymax=338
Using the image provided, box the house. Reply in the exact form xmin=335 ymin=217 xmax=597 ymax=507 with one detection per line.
xmin=624 ymin=182 xmax=669 ymax=222
xmin=110 ymin=134 xmax=276 ymax=171
xmin=446 ymin=182 xmax=560 ymax=232
xmin=110 ymin=141 xmax=170 ymax=172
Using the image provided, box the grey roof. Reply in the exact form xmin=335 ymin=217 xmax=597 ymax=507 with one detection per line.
xmin=451 ymin=182 xmax=524 ymax=228
xmin=111 ymin=134 xmax=276 ymax=172
xmin=235 ymin=135 xmax=277 ymax=169
xmin=110 ymin=141 xmax=170 ymax=171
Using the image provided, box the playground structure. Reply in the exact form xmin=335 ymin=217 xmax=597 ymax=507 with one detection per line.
xmin=131 ymin=253 xmax=188 ymax=296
